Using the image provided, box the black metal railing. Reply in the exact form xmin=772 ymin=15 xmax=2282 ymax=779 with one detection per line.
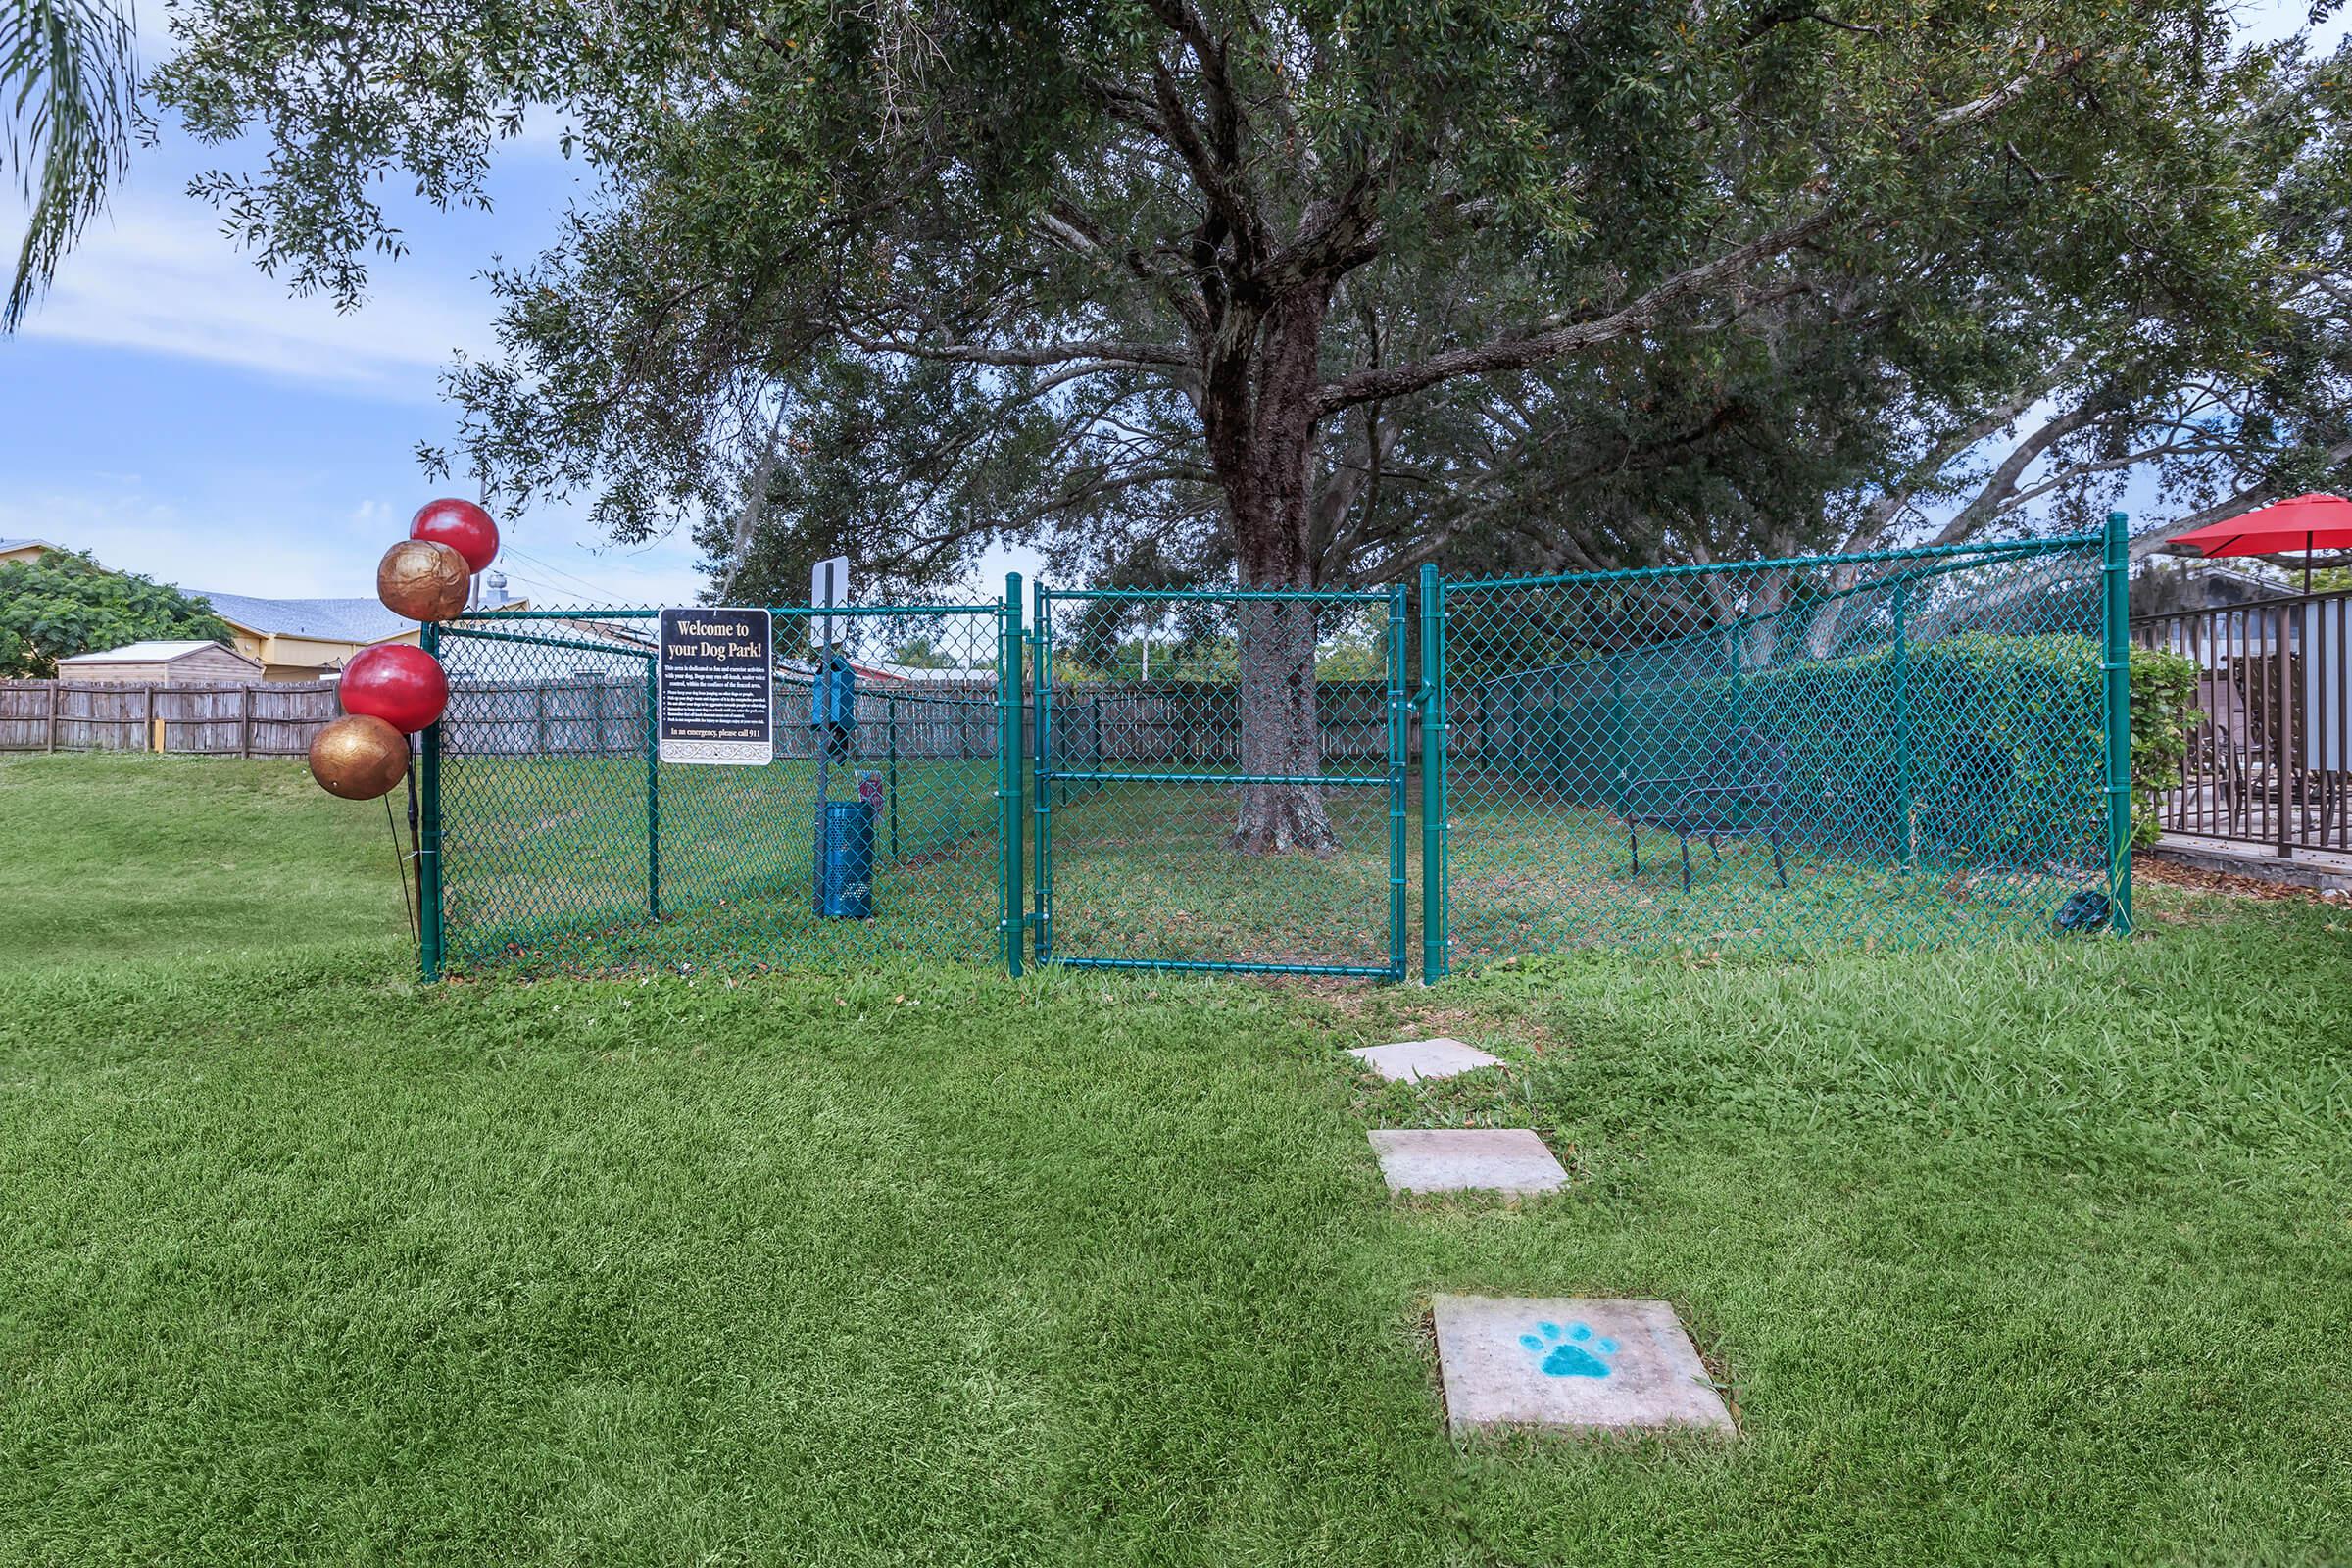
xmin=2132 ymin=587 xmax=2352 ymax=854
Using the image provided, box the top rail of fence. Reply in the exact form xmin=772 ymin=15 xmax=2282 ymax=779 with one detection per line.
xmin=1452 ymin=534 xmax=2102 ymax=593
xmin=1040 ymin=585 xmax=1391 ymax=603
xmin=448 ymin=602 xmax=1003 ymax=622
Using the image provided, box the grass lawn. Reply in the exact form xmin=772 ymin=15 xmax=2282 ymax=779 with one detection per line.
xmin=0 ymin=752 xmax=409 ymax=968
xmin=3 ymin=754 xmax=2350 ymax=1564
xmin=439 ymin=753 xmax=1003 ymax=973
xmin=433 ymin=758 xmax=2105 ymax=981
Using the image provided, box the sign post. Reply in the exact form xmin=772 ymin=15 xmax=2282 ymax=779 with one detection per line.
xmin=811 ymin=555 xmax=850 ymax=656
xmin=803 ymin=557 xmax=874 ymax=919
xmin=657 ymin=608 xmax=774 ymax=765
xmin=808 ymin=557 xmax=852 ymax=800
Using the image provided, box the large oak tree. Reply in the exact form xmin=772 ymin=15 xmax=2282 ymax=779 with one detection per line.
xmin=155 ymin=0 xmax=2342 ymax=850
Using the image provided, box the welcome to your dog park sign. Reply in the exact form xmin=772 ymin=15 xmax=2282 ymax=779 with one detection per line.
xmin=658 ymin=609 xmax=773 ymax=765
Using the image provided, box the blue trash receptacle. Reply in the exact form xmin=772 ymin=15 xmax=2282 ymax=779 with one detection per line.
xmin=814 ymin=799 xmax=875 ymax=919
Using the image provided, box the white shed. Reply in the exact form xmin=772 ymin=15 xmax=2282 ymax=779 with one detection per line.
xmin=55 ymin=640 xmax=266 ymax=685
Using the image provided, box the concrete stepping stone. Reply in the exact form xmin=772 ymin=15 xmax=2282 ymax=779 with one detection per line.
xmin=1432 ymin=1295 xmax=1734 ymax=1437
xmin=1367 ymin=1129 xmax=1566 ymax=1197
xmin=1348 ymin=1037 xmax=1502 ymax=1083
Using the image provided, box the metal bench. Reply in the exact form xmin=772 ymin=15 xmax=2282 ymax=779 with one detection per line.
xmin=1622 ymin=728 xmax=1789 ymax=892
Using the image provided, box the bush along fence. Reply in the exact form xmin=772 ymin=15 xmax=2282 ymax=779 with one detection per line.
xmin=392 ymin=520 xmax=2132 ymax=982
xmin=0 ymin=680 xmax=341 ymax=756
xmin=1427 ymin=529 xmax=2123 ymax=972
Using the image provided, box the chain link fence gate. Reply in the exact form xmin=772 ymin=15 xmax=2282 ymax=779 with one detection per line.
xmin=415 ymin=597 xmax=1021 ymax=978
xmin=1029 ymin=585 xmax=1409 ymax=978
xmin=1420 ymin=528 xmax=2130 ymax=976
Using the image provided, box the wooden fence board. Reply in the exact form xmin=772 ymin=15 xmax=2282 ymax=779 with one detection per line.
xmin=0 ymin=680 xmax=343 ymax=757
xmin=6 ymin=674 xmax=1396 ymax=762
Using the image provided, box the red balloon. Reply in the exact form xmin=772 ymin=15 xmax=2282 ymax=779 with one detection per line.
xmin=409 ymin=497 xmax=500 ymax=573
xmin=339 ymin=643 xmax=450 ymax=734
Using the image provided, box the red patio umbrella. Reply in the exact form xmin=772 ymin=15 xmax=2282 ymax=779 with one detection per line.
xmin=2167 ymin=492 xmax=2352 ymax=592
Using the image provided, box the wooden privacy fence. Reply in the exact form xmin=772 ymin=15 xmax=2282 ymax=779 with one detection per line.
xmin=3 ymin=673 xmax=1395 ymax=763
xmin=1051 ymin=677 xmax=1395 ymax=765
xmin=0 ymin=676 xmax=1012 ymax=760
xmin=0 ymin=681 xmax=341 ymax=756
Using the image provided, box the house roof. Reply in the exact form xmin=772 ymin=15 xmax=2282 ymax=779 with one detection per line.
xmin=193 ymin=591 xmax=414 ymax=643
xmin=1 ymin=537 xmax=60 ymax=555
xmin=57 ymin=639 xmax=258 ymax=666
xmin=2131 ymin=561 xmax=2290 ymax=619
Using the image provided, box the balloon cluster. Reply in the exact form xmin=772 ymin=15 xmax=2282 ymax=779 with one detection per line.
xmin=306 ymin=500 xmax=500 ymax=801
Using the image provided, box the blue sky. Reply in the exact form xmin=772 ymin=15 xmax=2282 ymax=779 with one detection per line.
xmin=1 ymin=2 xmax=2340 ymax=609
xmin=0 ymin=96 xmax=713 ymax=608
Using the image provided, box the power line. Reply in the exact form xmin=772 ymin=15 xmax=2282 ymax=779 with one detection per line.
xmin=499 ymin=545 xmax=636 ymax=605
xmin=501 ymin=545 xmax=624 ymax=600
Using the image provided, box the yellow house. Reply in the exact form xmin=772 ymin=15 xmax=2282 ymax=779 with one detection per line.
xmin=193 ymin=584 xmax=531 ymax=682
xmin=0 ymin=538 xmax=536 ymax=680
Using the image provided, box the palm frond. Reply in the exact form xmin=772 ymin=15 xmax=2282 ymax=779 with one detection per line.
xmin=2 ymin=0 xmax=135 ymax=332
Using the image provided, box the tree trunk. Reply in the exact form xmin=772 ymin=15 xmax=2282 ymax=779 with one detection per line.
xmin=1232 ymin=594 xmax=1335 ymax=855
xmin=1206 ymin=284 xmax=1341 ymax=857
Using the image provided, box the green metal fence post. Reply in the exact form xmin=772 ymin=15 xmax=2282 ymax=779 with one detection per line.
xmin=1387 ymin=581 xmax=1409 ymax=980
xmin=1606 ymin=651 xmax=1626 ymax=819
xmin=1418 ymin=564 xmax=1448 ymax=983
xmin=887 ymin=693 xmax=900 ymax=860
xmin=1001 ymin=573 xmax=1025 ymax=977
xmin=644 ymin=657 xmax=662 ymax=921
xmin=417 ymin=621 xmax=444 ymax=981
xmin=1032 ymin=585 xmax=1054 ymax=964
xmin=2103 ymin=509 xmax=2134 ymax=936
xmin=1892 ymin=578 xmax=1914 ymax=870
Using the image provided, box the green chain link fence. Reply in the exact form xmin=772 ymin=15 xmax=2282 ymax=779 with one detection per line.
xmin=414 ymin=527 xmax=2128 ymax=982
xmin=418 ymin=599 xmax=1016 ymax=978
xmin=1423 ymin=528 xmax=2128 ymax=975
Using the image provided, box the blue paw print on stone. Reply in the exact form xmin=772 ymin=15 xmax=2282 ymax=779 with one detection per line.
xmin=1522 ymin=1320 xmax=1619 ymax=1378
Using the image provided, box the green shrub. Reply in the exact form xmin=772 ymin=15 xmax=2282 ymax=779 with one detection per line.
xmin=1742 ymin=631 xmax=2105 ymax=866
xmin=1477 ymin=628 xmax=2196 ymax=867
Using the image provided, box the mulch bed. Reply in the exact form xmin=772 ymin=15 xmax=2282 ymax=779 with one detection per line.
xmin=2134 ymin=852 xmax=2345 ymax=904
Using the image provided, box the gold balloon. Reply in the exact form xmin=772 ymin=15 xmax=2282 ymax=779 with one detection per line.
xmin=376 ymin=538 xmax=472 ymax=622
xmin=309 ymin=714 xmax=411 ymax=801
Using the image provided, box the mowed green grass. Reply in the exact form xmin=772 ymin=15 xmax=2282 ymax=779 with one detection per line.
xmin=3 ymin=755 xmax=2351 ymax=1563
xmin=437 ymin=753 xmax=1001 ymax=973
xmin=0 ymin=752 xmax=410 ymax=968
xmin=1445 ymin=795 xmax=2101 ymax=962
xmin=432 ymin=751 xmax=2102 ymax=978
xmin=1044 ymin=778 xmax=1403 ymax=969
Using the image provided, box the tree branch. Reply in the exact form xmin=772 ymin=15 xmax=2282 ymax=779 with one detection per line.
xmin=2132 ymin=434 xmax=2352 ymax=560
xmin=1317 ymin=211 xmax=1834 ymax=413
xmin=839 ymin=329 xmax=1193 ymax=369
xmin=1930 ymin=398 xmax=2106 ymax=544
xmin=1317 ymin=36 xmax=2092 ymax=417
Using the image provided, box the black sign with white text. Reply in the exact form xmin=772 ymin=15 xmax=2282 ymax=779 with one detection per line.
xmin=659 ymin=608 xmax=774 ymax=765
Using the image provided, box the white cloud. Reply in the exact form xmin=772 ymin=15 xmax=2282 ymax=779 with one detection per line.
xmin=0 ymin=486 xmax=361 ymax=595
xmin=15 ymin=201 xmax=495 ymax=399
xmin=0 ymin=472 xmax=726 ymax=606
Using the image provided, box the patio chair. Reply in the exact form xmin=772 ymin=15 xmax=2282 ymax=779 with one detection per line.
xmin=1622 ymin=727 xmax=1790 ymax=892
